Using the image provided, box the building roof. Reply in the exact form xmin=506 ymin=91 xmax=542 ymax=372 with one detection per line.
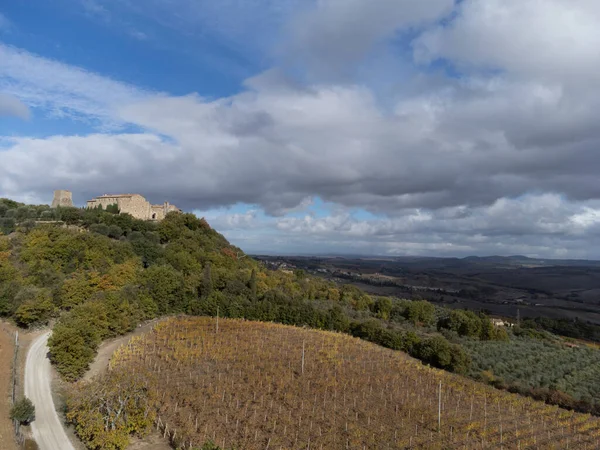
xmin=97 ymin=194 xmax=139 ymax=198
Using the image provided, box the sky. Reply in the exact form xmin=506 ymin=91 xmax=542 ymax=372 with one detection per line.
xmin=2 ymin=0 xmax=600 ymax=258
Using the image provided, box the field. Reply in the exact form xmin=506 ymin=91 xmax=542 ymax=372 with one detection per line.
xmin=95 ymin=317 xmax=600 ymax=449
xmin=464 ymin=337 xmax=600 ymax=402
xmin=0 ymin=324 xmax=18 ymax=450
xmin=256 ymin=255 xmax=600 ymax=325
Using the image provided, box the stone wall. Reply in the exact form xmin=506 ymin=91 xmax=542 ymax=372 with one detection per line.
xmin=51 ymin=190 xmax=74 ymax=208
xmin=86 ymin=194 xmax=180 ymax=221
xmin=150 ymin=202 xmax=181 ymax=220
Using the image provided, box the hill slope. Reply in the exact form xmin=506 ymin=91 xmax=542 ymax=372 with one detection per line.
xmin=68 ymin=317 xmax=600 ymax=450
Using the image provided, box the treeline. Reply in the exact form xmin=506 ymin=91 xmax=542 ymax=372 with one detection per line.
xmin=521 ymin=317 xmax=600 ymax=343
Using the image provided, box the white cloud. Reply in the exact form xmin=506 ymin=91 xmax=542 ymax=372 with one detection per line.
xmin=4 ymin=1 xmax=600 ymax=257
xmin=75 ymin=0 xmax=303 ymax=55
xmin=275 ymin=195 xmax=596 ymax=238
xmin=414 ymin=0 xmax=600 ymax=85
xmin=0 ymin=93 xmax=30 ymax=119
xmin=199 ymin=209 xmax=261 ymax=230
xmin=286 ymin=0 xmax=455 ymax=76
xmin=0 ymin=44 xmax=150 ymax=128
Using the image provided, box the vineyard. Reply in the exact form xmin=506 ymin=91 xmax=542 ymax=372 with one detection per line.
xmin=75 ymin=317 xmax=600 ymax=449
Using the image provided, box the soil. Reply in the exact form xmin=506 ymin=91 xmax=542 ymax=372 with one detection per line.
xmin=84 ymin=318 xmax=165 ymax=381
xmin=0 ymin=322 xmax=18 ymax=450
xmin=128 ymin=433 xmax=172 ymax=450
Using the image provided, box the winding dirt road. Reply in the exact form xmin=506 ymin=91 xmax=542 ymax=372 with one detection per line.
xmin=25 ymin=331 xmax=75 ymax=450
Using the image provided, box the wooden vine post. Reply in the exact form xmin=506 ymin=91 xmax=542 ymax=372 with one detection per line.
xmin=438 ymin=381 xmax=442 ymax=433
xmin=301 ymin=340 xmax=305 ymax=375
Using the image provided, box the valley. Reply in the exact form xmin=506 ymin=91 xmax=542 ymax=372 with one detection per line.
xmin=255 ymin=255 xmax=600 ymax=327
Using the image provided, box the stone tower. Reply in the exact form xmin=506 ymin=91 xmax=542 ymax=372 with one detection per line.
xmin=51 ymin=190 xmax=74 ymax=208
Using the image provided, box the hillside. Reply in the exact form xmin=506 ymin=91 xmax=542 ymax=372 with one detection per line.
xmin=0 ymin=198 xmax=472 ymax=382
xmin=1 ymin=197 xmax=600 ymax=436
xmin=68 ymin=317 xmax=600 ymax=450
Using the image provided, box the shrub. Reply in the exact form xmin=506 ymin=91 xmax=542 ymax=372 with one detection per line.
xmin=10 ymin=397 xmax=35 ymax=424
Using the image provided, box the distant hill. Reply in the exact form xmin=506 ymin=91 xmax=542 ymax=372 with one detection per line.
xmin=462 ymin=254 xmax=600 ymax=267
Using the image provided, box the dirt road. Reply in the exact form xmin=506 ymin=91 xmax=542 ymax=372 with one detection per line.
xmin=25 ymin=332 xmax=75 ymax=450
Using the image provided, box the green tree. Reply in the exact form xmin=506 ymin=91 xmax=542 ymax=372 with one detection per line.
xmin=438 ymin=310 xmax=483 ymax=338
xmin=58 ymin=207 xmax=84 ymax=225
xmin=202 ymin=263 xmax=213 ymax=299
xmin=105 ymin=203 xmax=120 ymax=214
xmin=249 ymin=269 xmax=257 ymax=301
xmin=404 ymin=300 xmax=435 ymax=326
xmin=372 ymin=297 xmax=393 ymax=320
xmin=10 ymin=397 xmax=35 ymax=424
xmin=140 ymin=264 xmax=183 ymax=314
xmin=14 ymin=287 xmax=55 ymax=327
xmin=107 ymin=225 xmax=123 ymax=239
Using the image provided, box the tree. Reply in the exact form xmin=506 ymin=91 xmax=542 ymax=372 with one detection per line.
xmin=372 ymin=297 xmax=393 ymax=320
xmin=404 ymin=300 xmax=435 ymax=326
xmin=59 ymin=272 xmax=97 ymax=309
xmin=417 ymin=336 xmax=453 ymax=368
xmin=105 ymin=203 xmax=120 ymax=214
xmin=140 ymin=264 xmax=183 ymax=314
xmin=438 ymin=310 xmax=482 ymax=338
xmin=249 ymin=269 xmax=257 ymax=301
xmin=58 ymin=207 xmax=84 ymax=225
xmin=107 ymin=225 xmax=123 ymax=239
xmin=14 ymin=287 xmax=55 ymax=327
xmin=202 ymin=263 xmax=213 ymax=299
xmin=10 ymin=397 xmax=35 ymax=424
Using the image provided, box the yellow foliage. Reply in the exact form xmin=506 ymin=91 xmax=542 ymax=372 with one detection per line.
xmin=95 ymin=317 xmax=600 ymax=450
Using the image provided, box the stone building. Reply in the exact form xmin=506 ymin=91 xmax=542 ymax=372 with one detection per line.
xmin=51 ymin=190 xmax=74 ymax=208
xmin=86 ymin=193 xmax=181 ymax=221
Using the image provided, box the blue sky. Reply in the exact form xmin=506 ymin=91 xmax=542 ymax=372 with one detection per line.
xmin=2 ymin=0 xmax=600 ymax=258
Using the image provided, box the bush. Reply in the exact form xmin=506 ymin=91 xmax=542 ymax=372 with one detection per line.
xmin=404 ymin=300 xmax=435 ymax=326
xmin=10 ymin=397 xmax=35 ymax=424
xmin=415 ymin=336 xmax=471 ymax=374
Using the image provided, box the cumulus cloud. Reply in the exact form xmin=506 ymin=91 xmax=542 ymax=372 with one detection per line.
xmin=276 ymin=195 xmax=600 ymax=238
xmin=4 ymin=1 xmax=600 ymax=257
xmin=287 ymin=0 xmax=455 ymax=76
xmin=0 ymin=93 xmax=30 ymax=119
xmin=271 ymin=195 xmax=600 ymax=257
xmin=414 ymin=0 xmax=600 ymax=85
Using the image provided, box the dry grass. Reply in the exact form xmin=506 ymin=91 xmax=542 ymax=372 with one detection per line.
xmin=110 ymin=317 xmax=600 ymax=449
xmin=0 ymin=323 xmax=19 ymax=450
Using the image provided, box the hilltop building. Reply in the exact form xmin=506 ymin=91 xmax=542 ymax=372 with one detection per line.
xmin=491 ymin=318 xmax=514 ymax=327
xmin=86 ymin=193 xmax=181 ymax=221
xmin=51 ymin=190 xmax=74 ymax=208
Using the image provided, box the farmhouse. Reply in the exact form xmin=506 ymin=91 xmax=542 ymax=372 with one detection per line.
xmin=86 ymin=193 xmax=181 ymax=221
xmin=491 ymin=318 xmax=514 ymax=327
